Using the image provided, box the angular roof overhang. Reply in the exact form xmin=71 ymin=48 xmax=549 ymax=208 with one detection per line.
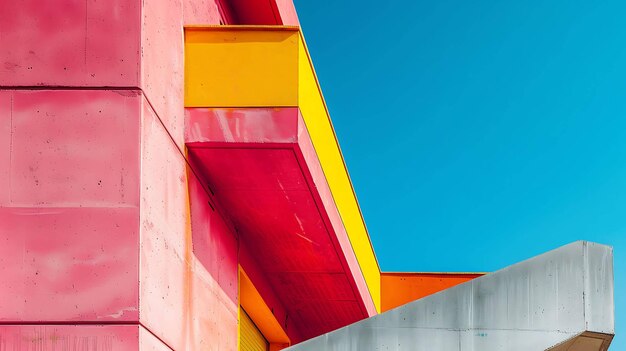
xmin=184 ymin=26 xmax=380 ymax=340
xmin=185 ymin=108 xmax=373 ymax=339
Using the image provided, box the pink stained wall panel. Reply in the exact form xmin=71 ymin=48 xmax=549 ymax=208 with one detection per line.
xmin=4 ymin=90 xmax=140 ymax=207
xmin=183 ymin=0 xmax=222 ymax=24
xmin=0 ymin=0 xmax=141 ymax=87
xmin=0 ymin=91 xmax=11 ymax=205
xmin=139 ymin=98 xmax=238 ymax=351
xmin=0 ymin=207 xmax=139 ymax=322
xmin=0 ymin=325 xmax=141 ymax=350
xmin=140 ymin=0 xmax=185 ymax=149
xmin=2 ymin=1 xmax=241 ymax=349
xmin=275 ymin=0 xmax=300 ymax=25
xmin=0 ymin=89 xmax=141 ymax=322
xmin=0 ymin=0 xmax=215 ymax=149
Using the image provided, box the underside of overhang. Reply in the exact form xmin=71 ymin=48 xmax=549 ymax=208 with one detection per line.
xmin=185 ymin=107 xmax=375 ymax=340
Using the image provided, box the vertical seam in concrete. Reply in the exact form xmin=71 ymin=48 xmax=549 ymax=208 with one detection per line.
xmin=137 ymin=91 xmax=144 ymax=326
xmin=138 ymin=0 xmax=143 ymax=87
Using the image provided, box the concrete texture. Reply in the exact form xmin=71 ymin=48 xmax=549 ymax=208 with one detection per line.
xmin=287 ymin=241 xmax=614 ymax=351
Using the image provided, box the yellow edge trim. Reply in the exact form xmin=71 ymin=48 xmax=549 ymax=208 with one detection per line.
xmin=295 ymin=31 xmax=381 ymax=312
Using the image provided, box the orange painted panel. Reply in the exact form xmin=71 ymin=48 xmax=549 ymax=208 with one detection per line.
xmin=380 ymin=273 xmax=484 ymax=312
xmin=239 ymin=268 xmax=290 ymax=345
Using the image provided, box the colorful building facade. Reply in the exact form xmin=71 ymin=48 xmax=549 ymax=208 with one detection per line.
xmin=0 ymin=0 xmax=614 ymax=350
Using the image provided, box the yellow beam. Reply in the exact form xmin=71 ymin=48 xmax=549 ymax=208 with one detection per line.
xmin=185 ymin=26 xmax=299 ymax=107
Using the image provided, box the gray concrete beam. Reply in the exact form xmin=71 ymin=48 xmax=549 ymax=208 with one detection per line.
xmin=287 ymin=241 xmax=614 ymax=351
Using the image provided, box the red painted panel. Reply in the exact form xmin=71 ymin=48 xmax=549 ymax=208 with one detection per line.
xmin=227 ymin=0 xmax=281 ymax=24
xmin=0 ymin=324 xmax=140 ymax=350
xmin=0 ymin=0 xmax=140 ymax=87
xmin=185 ymin=107 xmax=374 ymax=341
xmin=218 ymin=0 xmax=299 ymax=25
xmin=269 ymin=272 xmax=356 ymax=301
xmin=188 ymin=168 xmax=238 ymax=302
xmin=291 ymin=300 xmax=364 ymax=336
xmin=209 ymin=187 xmax=344 ymax=273
xmin=240 ymin=242 xmax=304 ymax=343
xmin=4 ymin=90 xmax=140 ymax=207
xmin=189 ymin=148 xmax=308 ymax=192
xmin=0 ymin=207 xmax=139 ymax=322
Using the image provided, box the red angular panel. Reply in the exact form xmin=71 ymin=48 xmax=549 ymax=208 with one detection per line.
xmin=188 ymin=169 xmax=239 ymax=302
xmin=186 ymin=107 xmax=375 ymax=341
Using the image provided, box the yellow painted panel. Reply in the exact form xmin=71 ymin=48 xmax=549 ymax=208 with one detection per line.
xmin=185 ymin=27 xmax=300 ymax=107
xmin=297 ymin=37 xmax=381 ymax=312
xmin=240 ymin=307 xmax=268 ymax=351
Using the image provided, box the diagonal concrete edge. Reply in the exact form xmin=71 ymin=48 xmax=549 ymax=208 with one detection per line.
xmin=286 ymin=241 xmax=615 ymax=351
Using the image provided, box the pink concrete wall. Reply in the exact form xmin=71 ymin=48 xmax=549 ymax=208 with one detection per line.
xmin=0 ymin=90 xmax=141 ymax=323
xmin=0 ymin=1 xmax=238 ymax=350
xmin=0 ymin=0 xmax=141 ymax=86
xmin=0 ymin=325 xmax=171 ymax=350
xmin=139 ymin=98 xmax=239 ymax=350
xmin=0 ymin=325 xmax=141 ymax=350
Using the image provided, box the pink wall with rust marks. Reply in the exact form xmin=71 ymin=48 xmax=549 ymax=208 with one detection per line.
xmin=0 ymin=0 xmax=240 ymax=350
xmin=0 ymin=325 xmax=173 ymax=350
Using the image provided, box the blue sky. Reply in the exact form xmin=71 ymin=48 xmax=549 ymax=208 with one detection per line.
xmin=295 ymin=0 xmax=624 ymax=348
